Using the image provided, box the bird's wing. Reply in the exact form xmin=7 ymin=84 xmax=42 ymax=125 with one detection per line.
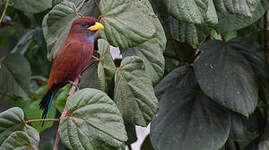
xmin=47 ymin=41 xmax=83 ymax=90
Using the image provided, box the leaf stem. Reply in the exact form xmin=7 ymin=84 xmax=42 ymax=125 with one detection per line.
xmin=53 ymin=78 xmax=79 ymax=150
xmin=24 ymin=119 xmax=59 ymax=124
xmin=0 ymin=0 xmax=9 ymax=24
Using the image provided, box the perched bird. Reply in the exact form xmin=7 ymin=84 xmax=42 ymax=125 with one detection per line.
xmin=40 ymin=17 xmax=104 ymax=120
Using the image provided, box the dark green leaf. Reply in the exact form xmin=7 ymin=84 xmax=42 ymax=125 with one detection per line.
xmin=42 ymin=1 xmax=80 ymax=60
xmin=97 ymin=39 xmax=116 ymax=92
xmin=151 ymin=66 xmax=231 ymax=150
xmin=0 ymin=54 xmax=31 ymax=97
xmin=193 ymin=40 xmax=258 ymax=116
xmin=215 ymin=0 xmax=269 ymax=32
xmin=229 ymin=38 xmax=268 ymax=83
xmin=0 ymin=107 xmax=39 ymax=146
xmin=10 ymin=0 xmax=52 ymax=13
xmin=10 ymin=29 xmax=37 ymax=55
xmin=99 ymin=0 xmax=156 ymax=49
xmin=141 ymin=135 xmax=154 ymax=150
xmin=1 ymin=131 xmax=39 ymax=150
xmin=114 ymin=56 xmax=158 ymax=126
xmin=60 ymin=88 xmax=127 ymax=150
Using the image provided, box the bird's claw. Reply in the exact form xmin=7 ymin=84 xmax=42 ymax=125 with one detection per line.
xmin=92 ymin=56 xmax=100 ymax=61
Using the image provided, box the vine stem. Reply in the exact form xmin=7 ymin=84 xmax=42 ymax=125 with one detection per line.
xmin=24 ymin=119 xmax=59 ymax=124
xmin=93 ymin=0 xmax=102 ymax=15
xmin=53 ymin=78 xmax=79 ymax=150
xmin=0 ymin=0 xmax=9 ymax=24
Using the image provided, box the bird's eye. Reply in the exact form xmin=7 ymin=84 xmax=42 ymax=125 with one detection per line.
xmin=81 ymin=23 xmax=90 ymax=28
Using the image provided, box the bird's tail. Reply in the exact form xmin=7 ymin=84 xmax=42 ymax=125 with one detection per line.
xmin=40 ymin=85 xmax=56 ymax=126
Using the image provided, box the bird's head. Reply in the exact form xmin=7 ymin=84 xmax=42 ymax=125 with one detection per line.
xmin=70 ymin=17 xmax=104 ymax=35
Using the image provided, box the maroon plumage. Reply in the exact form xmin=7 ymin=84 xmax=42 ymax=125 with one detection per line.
xmin=40 ymin=17 xmax=104 ymax=120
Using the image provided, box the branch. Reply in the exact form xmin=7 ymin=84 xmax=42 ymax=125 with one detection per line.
xmin=24 ymin=119 xmax=59 ymax=124
xmin=0 ymin=0 xmax=9 ymax=24
xmin=53 ymin=78 xmax=79 ymax=150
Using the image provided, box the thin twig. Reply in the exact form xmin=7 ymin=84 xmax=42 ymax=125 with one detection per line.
xmin=31 ymin=76 xmax=47 ymax=84
xmin=24 ymin=119 xmax=59 ymax=124
xmin=53 ymin=78 xmax=79 ymax=150
xmin=0 ymin=0 xmax=9 ymax=24
xmin=221 ymin=34 xmax=226 ymax=42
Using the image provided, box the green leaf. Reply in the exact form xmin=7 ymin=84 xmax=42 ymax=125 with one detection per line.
xmin=10 ymin=0 xmax=52 ymax=13
xmin=215 ymin=0 xmax=269 ymax=32
xmin=214 ymin=0 xmax=259 ymax=17
xmin=1 ymin=131 xmax=39 ymax=150
xmin=122 ymin=0 xmax=166 ymax=85
xmin=114 ymin=56 xmax=158 ymax=126
xmin=79 ymin=60 xmax=100 ymax=89
xmin=160 ymin=0 xmax=218 ymax=24
xmin=0 ymin=107 xmax=39 ymax=146
xmin=99 ymin=0 xmax=156 ymax=49
xmin=80 ymin=0 xmax=100 ymax=18
xmin=193 ymin=40 xmax=258 ymax=116
xmin=97 ymin=39 xmax=116 ymax=92
xmin=42 ymin=0 xmax=80 ymax=61
xmin=24 ymin=100 xmax=56 ymax=132
xmin=151 ymin=65 xmax=231 ymax=150
xmin=60 ymin=88 xmax=127 ymax=150
xmin=229 ymin=38 xmax=268 ymax=83
xmin=0 ymin=54 xmax=31 ymax=97
xmin=53 ymin=84 xmax=70 ymax=113
xmin=141 ymin=135 xmax=154 ymax=150
xmin=10 ymin=29 xmax=37 ymax=55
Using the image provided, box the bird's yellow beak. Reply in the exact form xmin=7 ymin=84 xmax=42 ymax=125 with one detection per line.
xmin=88 ymin=22 xmax=104 ymax=31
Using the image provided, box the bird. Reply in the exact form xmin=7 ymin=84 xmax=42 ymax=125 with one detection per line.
xmin=39 ymin=16 xmax=104 ymax=121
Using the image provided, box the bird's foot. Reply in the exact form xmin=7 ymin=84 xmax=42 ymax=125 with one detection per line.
xmin=68 ymin=81 xmax=79 ymax=90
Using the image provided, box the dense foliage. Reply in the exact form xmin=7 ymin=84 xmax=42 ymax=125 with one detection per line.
xmin=0 ymin=0 xmax=269 ymax=150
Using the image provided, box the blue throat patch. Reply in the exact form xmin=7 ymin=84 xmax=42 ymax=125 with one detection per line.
xmin=87 ymin=33 xmax=95 ymax=42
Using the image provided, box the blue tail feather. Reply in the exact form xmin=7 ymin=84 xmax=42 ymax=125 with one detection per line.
xmin=40 ymin=86 xmax=56 ymax=126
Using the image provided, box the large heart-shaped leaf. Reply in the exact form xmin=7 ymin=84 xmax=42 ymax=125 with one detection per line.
xmin=60 ymin=88 xmax=127 ymax=150
xmin=1 ymin=131 xmax=39 ymax=150
xmin=97 ymin=39 xmax=116 ymax=92
xmin=0 ymin=107 xmax=39 ymax=146
xmin=10 ymin=0 xmax=52 ymax=13
xmin=215 ymin=0 xmax=269 ymax=32
xmin=160 ymin=0 xmax=218 ymax=24
xmin=0 ymin=54 xmax=31 ymax=97
xmin=114 ymin=56 xmax=158 ymax=126
xmin=214 ymin=0 xmax=259 ymax=17
xmin=228 ymin=38 xmax=267 ymax=83
xmin=99 ymin=0 xmax=156 ymax=49
xmin=193 ymin=40 xmax=258 ymax=116
xmin=151 ymin=65 xmax=231 ymax=150
xmin=122 ymin=0 xmax=166 ymax=85
xmin=42 ymin=1 xmax=80 ymax=60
